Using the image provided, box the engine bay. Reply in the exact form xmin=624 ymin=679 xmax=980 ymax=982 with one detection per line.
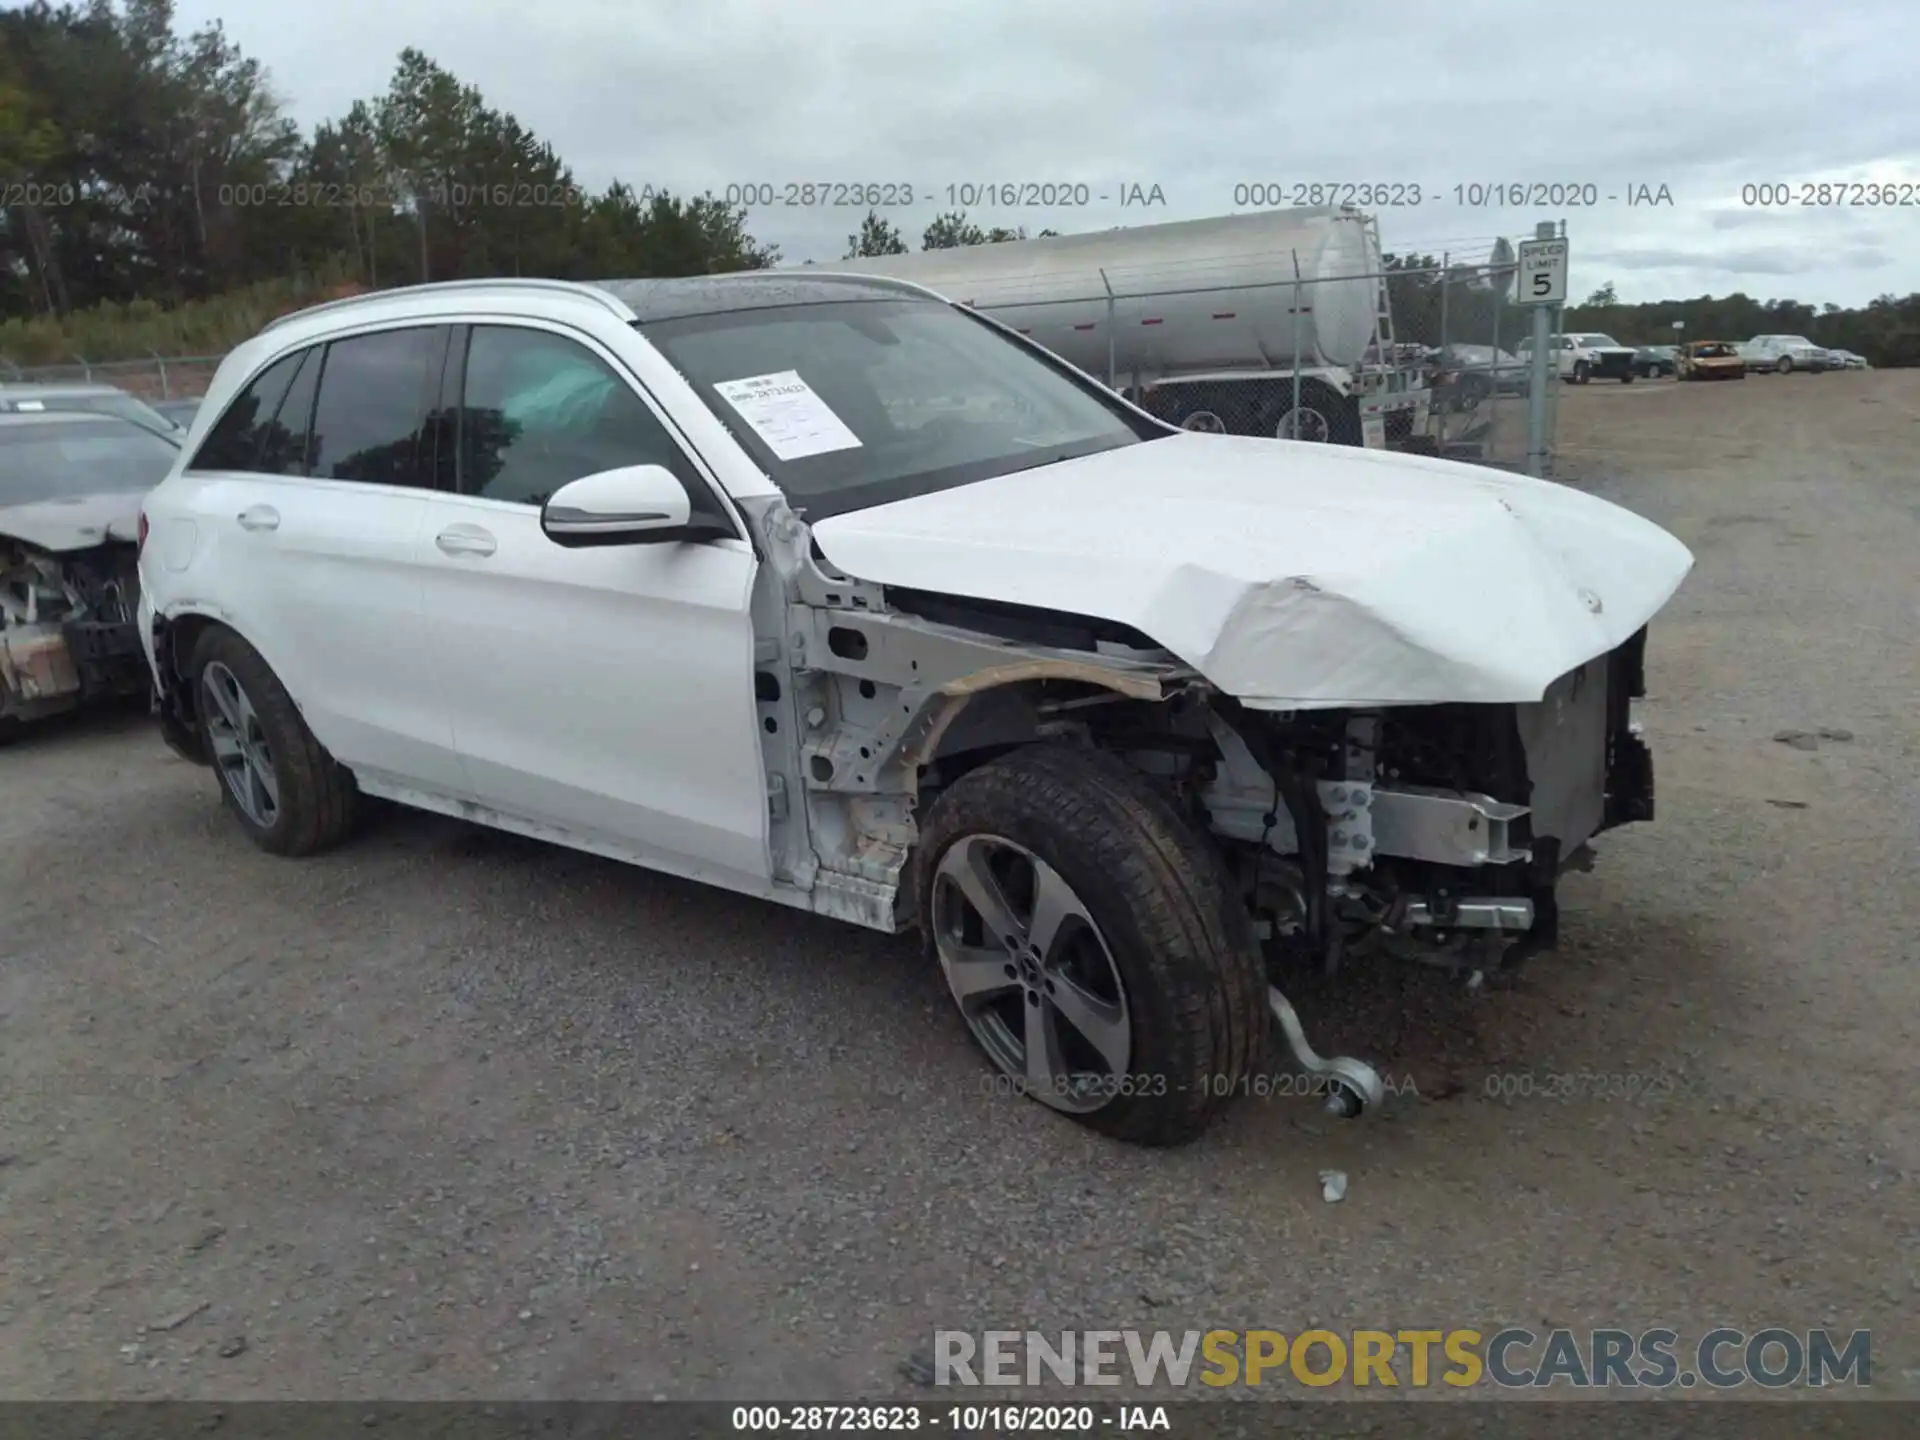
xmin=1043 ymin=629 xmax=1655 ymax=984
xmin=0 ymin=538 xmax=147 ymax=725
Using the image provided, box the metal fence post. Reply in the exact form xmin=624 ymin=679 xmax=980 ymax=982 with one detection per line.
xmin=1488 ymin=265 xmax=1502 ymax=414
xmin=1524 ymin=221 xmax=1556 ymax=478
xmin=1289 ymin=249 xmax=1303 ymax=439
xmin=1438 ymin=251 xmax=1450 ymax=354
xmin=150 ymin=348 xmax=171 ymax=399
xmin=1099 ymin=267 xmax=1116 ymax=390
xmin=72 ymin=351 xmax=92 ymax=380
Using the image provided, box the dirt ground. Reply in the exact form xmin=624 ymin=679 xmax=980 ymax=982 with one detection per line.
xmin=1 ymin=369 xmax=1915 ymax=1403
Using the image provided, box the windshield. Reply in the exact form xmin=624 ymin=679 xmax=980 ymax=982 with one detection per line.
xmin=2 ymin=390 xmax=178 ymax=435
xmin=1576 ymin=334 xmax=1622 ymax=348
xmin=639 ymin=297 xmax=1155 ymax=519
xmin=0 ymin=417 xmax=180 ymax=506
xmin=1694 ymin=343 xmax=1736 ymax=357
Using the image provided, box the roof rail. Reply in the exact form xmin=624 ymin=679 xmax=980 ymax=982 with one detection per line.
xmin=261 ymin=277 xmax=633 ymax=332
xmin=757 ymin=270 xmax=962 ymax=305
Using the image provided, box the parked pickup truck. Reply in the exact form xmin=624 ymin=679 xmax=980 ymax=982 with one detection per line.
xmin=134 ymin=272 xmax=1694 ymax=1147
xmin=1514 ymin=332 xmax=1638 ymax=383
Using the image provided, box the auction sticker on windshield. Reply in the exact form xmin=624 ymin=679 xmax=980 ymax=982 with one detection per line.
xmin=713 ymin=371 xmax=863 ymax=460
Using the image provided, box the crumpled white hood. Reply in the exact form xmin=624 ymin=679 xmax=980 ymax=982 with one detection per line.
xmin=0 ymin=490 xmax=146 ymax=553
xmin=808 ymin=433 xmax=1693 ymax=708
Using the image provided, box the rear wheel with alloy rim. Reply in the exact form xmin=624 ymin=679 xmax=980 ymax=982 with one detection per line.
xmin=189 ymin=627 xmax=361 ymax=856
xmin=915 ymin=744 xmax=1267 ymax=1145
xmin=1179 ymin=410 xmax=1228 ymax=433
xmin=201 ymin=659 xmax=280 ymax=831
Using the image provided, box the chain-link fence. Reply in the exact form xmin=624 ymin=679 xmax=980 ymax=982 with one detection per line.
xmin=0 ymin=228 xmax=1563 ymax=473
xmin=0 ymin=352 xmax=224 ymax=402
xmin=898 ymin=230 xmax=1558 ymax=475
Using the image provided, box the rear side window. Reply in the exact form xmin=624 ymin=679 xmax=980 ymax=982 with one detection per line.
xmin=308 ymin=327 xmax=448 ymax=488
xmin=189 ymin=351 xmax=306 ymax=471
xmin=260 ymin=346 xmax=320 ymax=475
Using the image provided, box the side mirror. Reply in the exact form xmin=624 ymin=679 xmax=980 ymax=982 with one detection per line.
xmin=541 ymin=464 xmax=712 ymax=548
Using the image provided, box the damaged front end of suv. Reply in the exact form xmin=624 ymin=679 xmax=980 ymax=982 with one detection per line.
xmin=0 ymin=410 xmax=177 ymax=741
xmin=728 ymin=431 xmax=1692 ymax=1142
xmin=0 ymin=530 xmax=148 ymax=740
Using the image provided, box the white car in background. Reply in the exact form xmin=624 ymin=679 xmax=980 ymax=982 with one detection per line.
xmin=1738 ymin=336 xmax=1828 ymax=374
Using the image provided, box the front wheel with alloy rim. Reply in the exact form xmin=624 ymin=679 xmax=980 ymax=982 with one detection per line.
xmin=1572 ymin=360 xmax=1591 ymax=383
xmin=914 ymin=744 xmax=1268 ymax=1146
xmin=189 ymin=627 xmax=360 ymax=856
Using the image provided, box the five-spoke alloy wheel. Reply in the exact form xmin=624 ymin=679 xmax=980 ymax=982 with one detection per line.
xmin=930 ymin=834 xmax=1132 ymax=1115
xmin=201 ymin=659 xmax=280 ymax=830
xmin=188 ymin=626 xmax=360 ymax=856
xmin=915 ymin=745 xmax=1267 ymax=1145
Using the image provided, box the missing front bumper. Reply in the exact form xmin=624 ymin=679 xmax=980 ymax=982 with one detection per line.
xmin=0 ymin=618 xmax=146 ymax=722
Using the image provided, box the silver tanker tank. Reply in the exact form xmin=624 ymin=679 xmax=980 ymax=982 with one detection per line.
xmin=814 ymin=207 xmax=1385 ymax=382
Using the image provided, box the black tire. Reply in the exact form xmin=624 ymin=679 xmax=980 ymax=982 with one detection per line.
xmin=1777 ymin=357 xmax=1793 ymax=374
xmin=913 ymin=744 xmax=1267 ymax=1146
xmin=187 ymin=626 xmax=359 ymax=856
xmin=1573 ymin=361 xmax=1591 ymax=384
xmin=0 ymin=713 xmax=21 ymax=747
xmin=1451 ymin=374 xmax=1492 ymax=412
xmin=1260 ymin=381 xmax=1360 ymax=446
xmin=1168 ymin=399 xmax=1231 ymax=435
xmin=1621 ymin=372 xmax=1634 ymax=384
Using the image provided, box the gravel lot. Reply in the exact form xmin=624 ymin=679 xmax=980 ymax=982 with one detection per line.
xmin=2 ymin=370 xmax=1915 ymax=1402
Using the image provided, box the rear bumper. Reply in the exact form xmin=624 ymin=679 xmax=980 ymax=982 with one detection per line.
xmin=148 ymin=611 xmax=210 ymax=764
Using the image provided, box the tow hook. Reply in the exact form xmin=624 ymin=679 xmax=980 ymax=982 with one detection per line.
xmin=1267 ymin=987 xmax=1385 ymax=1119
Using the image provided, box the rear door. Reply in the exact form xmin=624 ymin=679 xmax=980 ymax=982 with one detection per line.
xmin=180 ymin=324 xmax=466 ymax=792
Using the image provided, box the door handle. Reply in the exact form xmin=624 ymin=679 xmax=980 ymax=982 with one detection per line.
xmin=435 ymin=524 xmax=497 ymax=558
xmin=236 ymin=504 xmax=279 ymax=532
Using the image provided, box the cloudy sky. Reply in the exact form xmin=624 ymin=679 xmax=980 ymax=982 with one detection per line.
xmin=178 ymin=0 xmax=1920 ymax=307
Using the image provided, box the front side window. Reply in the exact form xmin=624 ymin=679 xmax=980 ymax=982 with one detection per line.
xmin=455 ymin=325 xmax=715 ymax=515
xmin=308 ymin=327 xmax=448 ymax=488
xmin=640 ymin=297 xmax=1157 ymax=520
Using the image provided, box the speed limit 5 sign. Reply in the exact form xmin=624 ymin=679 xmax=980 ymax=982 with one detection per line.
xmin=1516 ymin=238 xmax=1569 ymax=305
